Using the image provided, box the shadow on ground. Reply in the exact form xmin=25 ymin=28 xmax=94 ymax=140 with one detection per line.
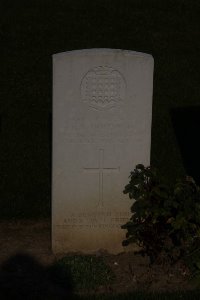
xmin=0 ymin=252 xmax=78 ymax=299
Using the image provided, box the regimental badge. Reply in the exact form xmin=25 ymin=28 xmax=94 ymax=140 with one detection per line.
xmin=81 ymin=66 xmax=126 ymax=110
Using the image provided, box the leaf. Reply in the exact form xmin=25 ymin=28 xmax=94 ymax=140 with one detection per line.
xmin=195 ymin=261 xmax=200 ymax=270
xmin=136 ymin=164 xmax=145 ymax=170
xmin=166 ymin=217 xmax=175 ymax=224
xmin=122 ymin=240 xmax=129 ymax=246
xmin=151 ymin=186 xmax=168 ymax=199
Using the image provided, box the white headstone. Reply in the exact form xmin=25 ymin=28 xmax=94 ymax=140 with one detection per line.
xmin=52 ymin=49 xmax=154 ymax=254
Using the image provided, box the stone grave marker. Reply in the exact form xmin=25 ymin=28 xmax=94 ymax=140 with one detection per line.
xmin=52 ymin=49 xmax=154 ymax=253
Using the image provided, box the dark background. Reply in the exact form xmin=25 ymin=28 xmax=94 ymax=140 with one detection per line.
xmin=0 ymin=0 xmax=200 ymax=219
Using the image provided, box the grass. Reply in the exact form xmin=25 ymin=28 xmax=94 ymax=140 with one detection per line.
xmin=81 ymin=290 xmax=200 ymax=300
xmin=51 ymin=254 xmax=200 ymax=299
xmin=52 ymin=255 xmax=115 ymax=290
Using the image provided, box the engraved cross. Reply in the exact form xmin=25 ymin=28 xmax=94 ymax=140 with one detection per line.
xmin=83 ymin=149 xmax=120 ymax=207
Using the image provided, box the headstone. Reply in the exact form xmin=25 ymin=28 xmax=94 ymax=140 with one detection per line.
xmin=52 ymin=49 xmax=154 ymax=254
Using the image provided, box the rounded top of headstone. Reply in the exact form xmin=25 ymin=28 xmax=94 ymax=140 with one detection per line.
xmin=52 ymin=48 xmax=154 ymax=62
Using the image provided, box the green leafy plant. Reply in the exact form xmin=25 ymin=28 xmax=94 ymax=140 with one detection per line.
xmin=121 ymin=164 xmax=200 ymax=267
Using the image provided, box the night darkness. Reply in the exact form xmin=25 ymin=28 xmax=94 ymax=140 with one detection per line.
xmin=0 ymin=0 xmax=200 ymax=218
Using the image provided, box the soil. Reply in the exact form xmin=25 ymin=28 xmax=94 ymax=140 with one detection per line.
xmin=0 ymin=220 xmax=197 ymax=296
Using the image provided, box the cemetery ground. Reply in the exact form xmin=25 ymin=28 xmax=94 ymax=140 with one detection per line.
xmin=0 ymin=220 xmax=200 ymax=299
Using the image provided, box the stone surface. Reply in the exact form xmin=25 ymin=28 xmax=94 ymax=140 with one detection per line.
xmin=52 ymin=49 xmax=154 ymax=254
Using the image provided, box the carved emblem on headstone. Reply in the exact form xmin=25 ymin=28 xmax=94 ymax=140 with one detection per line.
xmin=81 ymin=66 xmax=126 ymax=110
